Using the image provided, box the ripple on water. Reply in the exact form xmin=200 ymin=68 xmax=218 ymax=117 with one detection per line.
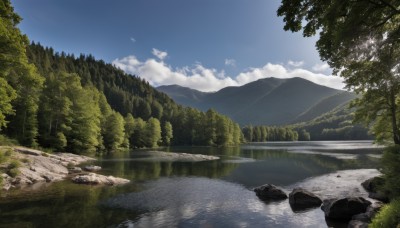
xmin=103 ymin=177 xmax=326 ymax=228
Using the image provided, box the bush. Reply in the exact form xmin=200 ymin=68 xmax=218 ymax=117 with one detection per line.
xmin=381 ymin=146 xmax=400 ymax=199
xmin=4 ymin=149 xmax=12 ymax=156
xmin=8 ymin=168 xmax=19 ymax=178
xmin=8 ymin=160 xmax=20 ymax=169
xmin=0 ymin=135 xmax=18 ymax=146
xmin=370 ymin=198 xmax=400 ymax=228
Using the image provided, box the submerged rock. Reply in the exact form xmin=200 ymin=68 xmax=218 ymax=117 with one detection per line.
xmin=289 ymin=188 xmax=322 ymax=210
xmin=83 ymin=165 xmax=102 ymax=172
xmin=68 ymin=167 xmax=82 ymax=174
xmin=348 ymin=220 xmax=368 ymax=228
xmin=254 ymin=184 xmax=287 ymax=201
xmin=72 ymin=173 xmax=130 ymax=185
xmin=321 ymin=197 xmax=371 ymax=220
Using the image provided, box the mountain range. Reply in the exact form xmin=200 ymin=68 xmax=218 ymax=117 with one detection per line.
xmin=157 ymin=77 xmax=356 ymax=126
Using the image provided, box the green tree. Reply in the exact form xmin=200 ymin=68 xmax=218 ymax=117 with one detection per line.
xmin=66 ymin=86 xmax=102 ymax=154
xmin=144 ymin=117 xmax=161 ymax=148
xmin=103 ymin=111 xmax=125 ymax=151
xmin=124 ymin=113 xmax=135 ymax=148
xmin=162 ymin=121 xmax=173 ymax=146
xmin=277 ymin=0 xmax=400 ymax=144
xmin=0 ymin=0 xmax=44 ymax=145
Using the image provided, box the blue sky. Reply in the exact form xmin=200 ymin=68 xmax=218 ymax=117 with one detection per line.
xmin=12 ymin=0 xmax=343 ymax=92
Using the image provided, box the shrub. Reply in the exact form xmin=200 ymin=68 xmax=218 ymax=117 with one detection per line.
xmin=0 ymin=135 xmax=18 ymax=146
xmin=21 ymin=158 xmax=30 ymax=163
xmin=8 ymin=168 xmax=19 ymax=178
xmin=381 ymin=146 xmax=400 ymax=199
xmin=370 ymin=198 xmax=400 ymax=228
xmin=8 ymin=160 xmax=20 ymax=169
xmin=4 ymin=149 xmax=12 ymax=156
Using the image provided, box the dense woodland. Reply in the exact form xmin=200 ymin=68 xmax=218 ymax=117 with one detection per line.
xmin=0 ymin=2 xmax=243 ymax=154
xmin=242 ymin=125 xmax=304 ymax=142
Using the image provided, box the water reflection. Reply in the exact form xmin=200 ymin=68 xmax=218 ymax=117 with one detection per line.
xmin=0 ymin=141 xmax=383 ymax=228
xmin=103 ymin=177 xmax=326 ymax=228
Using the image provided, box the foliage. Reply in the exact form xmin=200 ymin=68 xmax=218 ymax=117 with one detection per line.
xmin=242 ymin=125 xmax=299 ymax=142
xmin=370 ymin=198 xmax=400 ymax=228
xmin=0 ymin=134 xmax=18 ymax=146
xmin=161 ymin=121 xmax=173 ymax=146
xmin=292 ymin=105 xmax=372 ymax=141
xmin=7 ymin=159 xmax=20 ymax=177
xmin=381 ymin=146 xmax=400 ymax=199
xmin=0 ymin=0 xmax=242 ymax=152
xmin=277 ymin=0 xmax=400 ymax=144
xmin=0 ymin=0 xmax=44 ymax=146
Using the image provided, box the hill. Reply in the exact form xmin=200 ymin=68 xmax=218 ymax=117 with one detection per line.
xmin=158 ymin=77 xmax=355 ymax=126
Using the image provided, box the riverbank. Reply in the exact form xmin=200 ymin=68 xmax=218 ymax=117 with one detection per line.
xmin=0 ymin=146 xmax=129 ymax=190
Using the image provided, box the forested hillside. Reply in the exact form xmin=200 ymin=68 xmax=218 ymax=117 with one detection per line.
xmin=157 ymin=77 xmax=355 ymax=125
xmin=0 ymin=2 xmax=242 ymax=154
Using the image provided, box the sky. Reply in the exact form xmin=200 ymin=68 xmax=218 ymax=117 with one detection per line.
xmin=12 ymin=0 xmax=344 ymax=92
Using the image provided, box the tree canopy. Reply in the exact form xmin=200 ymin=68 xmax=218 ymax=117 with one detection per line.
xmin=278 ymin=0 xmax=400 ymax=144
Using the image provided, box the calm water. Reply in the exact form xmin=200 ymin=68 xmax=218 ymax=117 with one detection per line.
xmin=0 ymin=141 xmax=382 ymax=228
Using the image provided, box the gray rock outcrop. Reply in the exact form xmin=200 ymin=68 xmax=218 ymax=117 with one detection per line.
xmin=72 ymin=173 xmax=130 ymax=185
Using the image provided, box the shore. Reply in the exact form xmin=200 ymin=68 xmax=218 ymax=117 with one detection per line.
xmin=0 ymin=146 xmax=129 ymax=191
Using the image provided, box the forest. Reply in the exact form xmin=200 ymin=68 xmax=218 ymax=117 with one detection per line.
xmin=0 ymin=2 xmax=243 ymax=154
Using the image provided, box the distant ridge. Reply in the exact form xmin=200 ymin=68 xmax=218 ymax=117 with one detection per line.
xmin=157 ymin=77 xmax=355 ymax=125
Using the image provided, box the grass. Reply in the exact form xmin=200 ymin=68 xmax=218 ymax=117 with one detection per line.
xmin=7 ymin=160 xmax=21 ymax=178
xmin=370 ymin=198 xmax=400 ymax=228
xmin=0 ymin=134 xmax=18 ymax=146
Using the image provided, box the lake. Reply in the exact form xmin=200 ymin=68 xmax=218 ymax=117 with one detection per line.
xmin=0 ymin=141 xmax=383 ymax=228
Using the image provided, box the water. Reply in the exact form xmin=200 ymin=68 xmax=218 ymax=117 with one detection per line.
xmin=0 ymin=141 xmax=382 ymax=228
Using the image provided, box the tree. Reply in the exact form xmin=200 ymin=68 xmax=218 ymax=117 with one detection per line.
xmin=277 ymin=1 xmax=400 ymax=144
xmin=144 ymin=117 xmax=161 ymax=148
xmin=124 ymin=113 xmax=135 ymax=148
xmin=102 ymin=111 xmax=125 ymax=151
xmin=162 ymin=121 xmax=173 ymax=146
xmin=0 ymin=0 xmax=44 ymax=145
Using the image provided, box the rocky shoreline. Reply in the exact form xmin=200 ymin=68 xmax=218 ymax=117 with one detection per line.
xmin=253 ymin=169 xmax=386 ymax=228
xmin=0 ymin=146 xmax=130 ymax=191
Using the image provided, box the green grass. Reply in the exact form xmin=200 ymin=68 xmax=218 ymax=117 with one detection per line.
xmin=7 ymin=160 xmax=21 ymax=178
xmin=0 ymin=134 xmax=18 ymax=146
xmin=370 ymin=198 xmax=400 ymax=228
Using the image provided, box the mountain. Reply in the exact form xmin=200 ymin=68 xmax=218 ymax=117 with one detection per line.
xmin=157 ymin=77 xmax=356 ymax=126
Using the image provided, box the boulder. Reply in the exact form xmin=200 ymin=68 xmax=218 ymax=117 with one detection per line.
xmin=83 ymin=165 xmax=101 ymax=172
xmin=289 ymin=188 xmax=322 ymax=210
xmin=72 ymin=173 xmax=130 ymax=186
xmin=361 ymin=176 xmax=389 ymax=202
xmin=321 ymin=197 xmax=371 ymax=220
xmin=254 ymin=184 xmax=287 ymax=200
xmin=361 ymin=176 xmax=384 ymax=192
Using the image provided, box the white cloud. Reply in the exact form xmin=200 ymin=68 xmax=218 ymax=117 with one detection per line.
xmin=225 ymin=58 xmax=236 ymax=67
xmin=312 ymin=63 xmax=330 ymax=72
xmin=112 ymin=50 xmax=345 ymax=92
xmin=130 ymin=37 xmax=136 ymax=43
xmin=152 ymin=48 xmax=167 ymax=60
xmin=288 ymin=60 xmax=304 ymax=67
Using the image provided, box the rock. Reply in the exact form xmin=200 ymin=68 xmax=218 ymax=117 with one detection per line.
xmin=361 ymin=176 xmax=384 ymax=192
xmin=254 ymin=184 xmax=287 ymax=200
xmin=348 ymin=220 xmax=368 ymax=228
xmin=72 ymin=173 xmax=130 ymax=186
xmin=321 ymin=197 xmax=371 ymax=220
xmin=68 ymin=167 xmax=82 ymax=174
xmin=83 ymin=165 xmax=101 ymax=172
xmin=361 ymin=176 xmax=389 ymax=202
xmin=289 ymin=188 xmax=322 ymax=210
